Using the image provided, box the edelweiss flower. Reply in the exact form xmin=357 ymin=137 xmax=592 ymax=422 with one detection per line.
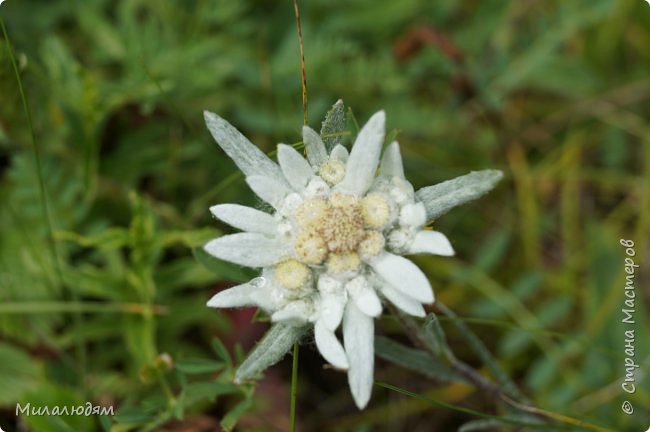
xmin=203 ymin=104 xmax=502 ymax=409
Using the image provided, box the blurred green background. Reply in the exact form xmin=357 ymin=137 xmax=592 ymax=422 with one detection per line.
xmin=1 ymin=0 xmax=649 ymax=431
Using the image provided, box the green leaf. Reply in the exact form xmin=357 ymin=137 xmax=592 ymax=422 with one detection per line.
xmin=192 ymin=246 xmax=251 ymax=283
xmin=220 ymin=398 xmax=253 ymax=432
xmin=415 ymin=170 xmax=503 ymax=221
xmin=459 ymin=414 xmax=549 ymax=432
xmin=499 ymin=297 xmax=572 ymax=357
xmin=23 ymin=416 xmax=78 ymax=432
xmin=124 ymin=315 xmax=157 ymax=370
xmin=526 ymin=355 xmax=559 ymax=392
xmin=235 ymin=323 xmax=309 ymax=383
xmin=374 ymin=336 xmax=461 ymax=381
xmin=99 ymin=414 xmax=112 ymax=432
xmin=160 ymin=228 xmax=215 ymax=248
xmin=489 ymin=1 xmax=614 ymax=96
xmin=472 ymin=270 xmax=542 ymax=319
xmin=212 ymin=338 xmax=233 ymax=367
xmin=21 ymin=383 xmax=97 ymax=432
xmin=54 ymin=228 xmax=129 ymax=250
xmin=422 ymin=313 xmax=450 ymax=357
xmin=0 ymin=342 xmax=43 ymax=405
xmin=184 ymin=382 xmax=240 ymax=403
xmin=172 ymin=395 xmax=185 ymax=421
xmin=320 ymin=99 xmax=346 ymax=151
xmin=473 ymin=229 xmax=512 ymax=273
xmin=346 ymin=107 xmax=360 ymax=136
xmin=114 ymin=406 xmax=157 ymax=425
xmin=459 ymin=419 xmax=507 ymax=432
xmin=436 ymin=304 xmax=523 ymax=401
xmin=175 ymin=357 xmax=224 ymax=374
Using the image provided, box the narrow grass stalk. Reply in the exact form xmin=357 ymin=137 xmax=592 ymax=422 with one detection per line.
xmin=1 ymin=18 xmax=87 ymax=384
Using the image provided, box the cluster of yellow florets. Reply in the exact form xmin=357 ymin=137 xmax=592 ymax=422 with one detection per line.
xmin=287 ymin=191 xmax=392 ymax=277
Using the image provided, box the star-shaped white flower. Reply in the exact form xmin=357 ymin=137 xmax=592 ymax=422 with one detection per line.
xmin=203 ymin=103 xmax=501 ymax=409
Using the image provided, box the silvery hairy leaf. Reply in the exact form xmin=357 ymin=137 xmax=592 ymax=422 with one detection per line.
xmin=234 ymin=323 xmax=309 ymax=383
xmin=204 ymin=111 xmax=288 ymax=186
xmin=415 ymin=170 xmax=503 ymax=222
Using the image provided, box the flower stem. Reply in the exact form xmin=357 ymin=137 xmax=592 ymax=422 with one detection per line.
xmin=289 ymin=342 xmax=299 ymax=432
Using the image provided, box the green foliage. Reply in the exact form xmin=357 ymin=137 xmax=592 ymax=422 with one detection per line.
xmin=22 ymin=384 xmax=97 ymax=432
xmin=0 ymin=342 xmax=43 ymax=405
xmin=1 ymin=0 xmax=649 ymax=430
xmin=374 ymin=335 xmax=461 ymax=382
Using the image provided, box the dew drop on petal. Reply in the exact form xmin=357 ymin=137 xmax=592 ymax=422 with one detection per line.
xmin=250 ymin=277 xmax=267 ymax=288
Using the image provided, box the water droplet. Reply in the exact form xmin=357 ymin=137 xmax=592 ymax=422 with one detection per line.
xmin=250 ymin=277 xmax=266 ymax=288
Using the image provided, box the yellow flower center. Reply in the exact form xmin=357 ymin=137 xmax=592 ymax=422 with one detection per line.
xmin=318 ymin=204 xmax=365 ymax=252
xmin=291 ymin=193 xmax=390 ymax=270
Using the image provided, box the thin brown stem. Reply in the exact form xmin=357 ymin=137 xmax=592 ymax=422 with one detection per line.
xmin=293 ymin=0 xmax=308 ymax=125
xmin=390 ymin=305 xmax=503 ymax=398
xmin=388 ymin=305 xmax=611 ymax=429
xmin=290 ymin=2 xmax=308 ymax=430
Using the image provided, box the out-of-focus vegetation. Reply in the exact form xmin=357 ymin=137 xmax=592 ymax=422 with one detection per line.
xmin=0 ymin=0 xmax=648 ymax=431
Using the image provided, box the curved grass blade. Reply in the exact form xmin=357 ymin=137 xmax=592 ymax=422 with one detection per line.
xmin=1 ymin=17 xmax=86 ymax=381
